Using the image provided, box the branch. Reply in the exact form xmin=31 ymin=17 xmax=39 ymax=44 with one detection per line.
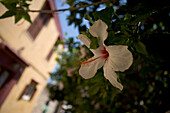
xmin=113 ymin=12 xmax=121 ymax=20
xmin=16 ymin=0 xmax=114 ymax=13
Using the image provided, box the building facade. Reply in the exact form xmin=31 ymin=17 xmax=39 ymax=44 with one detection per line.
xmin=0 ymin=0 xmax=63 ymax=113
xmin=32 ymin=88 xmax=58 ymax=113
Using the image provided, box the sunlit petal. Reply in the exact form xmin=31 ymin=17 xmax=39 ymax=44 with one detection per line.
xmin=78 ymin=34 xmax=91 ymax=48
xmin=90 ymin=47 xmax=104 ymax=57
xmin=103 ymin=60 xmax=123 ymax=90
xmin=106 ymin=45 xmax=133 ymax=72
xmin=89 ymin=19 xmax=108 ymax=46
xmin=78 ymin=19 xmax=133 ymax=90
xmin=79 ymin=56 xmax=105 ymax=79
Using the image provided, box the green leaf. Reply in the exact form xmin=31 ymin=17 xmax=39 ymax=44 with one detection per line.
xmin=134 ymin=41 xmax=148 ymax=55
xmin=84 ymin=14 xmax=94 ymax=24
xmin=0 ymin=10 xmax=15 ymax=19
xmin=90 ymin=37 xmax=98 ymax=49
xmin=124 ymin=13 xmax=132 ymax=22
xmin=0 ymin=2 xmax=17 ymax=10
xmin=104 ymin=31 xmax=115 ymax=45
xmin=15 ymin=12 xmax=22 ymax=23
xmin=57 ymin=41 xmax=64 ymax=45
xmin=80 ymin=31 xmax=99 ymax=49
xmin=15 ymin=11 xmax=32 ymax=24
xmin=55 ymin=57 xmax=59 ymax=62
xmin=21 ymin=2 xmax=30 ymax=9
xmin=88 ymin=84 xmax=100 ymax=95
xmin=80 ymin=31 xmax=89 ymax=37
xmin=93 ymin=7 xmax=114 ymax=25
xmin=0 ymin=0 xmax=18 ymax=4
xmin=66 ymin=0 xmax=75 ymax=7
xmin=22 ymin=12 xmax=32 ymax=23
xmin=129 ymin=12 xmax=151 ymax=25
xmin=64 ymin=32 xmax=68 ymax=36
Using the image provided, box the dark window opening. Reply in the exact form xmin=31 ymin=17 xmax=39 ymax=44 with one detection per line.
xmin=46 ymin=38 xmax=61 ymax=61
xmin=54 ymin=38 xmax=60 ymax=47
xmin=46 ymin=38 xmax=64 ymax=61
xmin=27 ymin=1 xmax=52 ymax=40
xmin=20 ymin=80 xmax=38 ymax=101
xmin=46 ymin=48 xmax=54 ymax=61
xmin=0 ymin=66 xmax=11 ymax=89
xmin=0 ymin=42 xmax=28 ymax=107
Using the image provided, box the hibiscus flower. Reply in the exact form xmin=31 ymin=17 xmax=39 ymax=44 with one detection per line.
xmin=77 ymin=19 xmax=133 ymax=90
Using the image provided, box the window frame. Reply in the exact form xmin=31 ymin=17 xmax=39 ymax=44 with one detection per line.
xmin=0 ymin=66 xmax=12 ymax=89
xmin=0 ymin=42 xmax=28 ymax=107
xmin=46 ymin=48 xmax=54 ymax=61
xmin=26 ymin=1 xmax=52 ymax=40
xmin=19 ymin=80 xmax=38 ymax=101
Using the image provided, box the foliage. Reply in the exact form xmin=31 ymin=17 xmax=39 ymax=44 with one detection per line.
xmin=48 ymin=36 xmax=170 ymax=113
xmin=0 ymin=0 xmax=32 ymax=23
xmin=1 ymin=0 xmax=170 ymax=112
xmin=48 ymin=0 xmax=170 ymax=113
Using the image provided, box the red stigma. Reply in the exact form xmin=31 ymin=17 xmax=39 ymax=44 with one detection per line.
xmin=100 ymin=46 xmax=109 ymax=59
xmin=76 ymin=46 xmax=109 ymax=65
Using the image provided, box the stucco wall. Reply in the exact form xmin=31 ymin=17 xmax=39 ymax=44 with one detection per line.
xmin=32 ymin=88 xmax=58 ymax=113
xmin=0 ymin=67 xmax=46 ymax=113
xmin=0 ymin=1 xmax=59 ymax=75
xmin=0 ymin=0 xmax=59 ymax=112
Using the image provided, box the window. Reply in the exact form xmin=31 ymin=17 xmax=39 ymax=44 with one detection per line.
xmin=0 ymin=42 xmax=28 ymax=107
xmin=20 ymin=80 xmax=38 ymax=101
xmin=46 ymin=39 xmax=63 ymax=61
xmin=0 ymin=66 xmax=11 ymax=88
xmin=27 ymin=1 xmax=51 ymax=40
xmin=46 ymin=48 xmax=54 ymax=61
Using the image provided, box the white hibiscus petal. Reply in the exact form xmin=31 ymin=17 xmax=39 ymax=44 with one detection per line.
xmin=106 ymin=45 xmax=133 ymax=72
xmin=79 ymin=56 xmax=105 ymax=79
xmin=89 ymin=19 xmax=108 ymax=46
xmin=78 ymin=34 xmax=91 ymax=48
xmin=103 ymin=60 xmax=123 ymax=90
xmin=90 ymin=47 xmax=104 ymax=57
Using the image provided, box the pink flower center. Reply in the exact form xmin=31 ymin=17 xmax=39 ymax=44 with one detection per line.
xmin=100 ymin=46 xmax=109 ymax=59
xmin=81 ymin=46 xmax=109 ymax=65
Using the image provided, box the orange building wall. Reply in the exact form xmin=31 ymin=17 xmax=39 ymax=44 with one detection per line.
xmin=0 ymin=0 xmax=61 ymax=113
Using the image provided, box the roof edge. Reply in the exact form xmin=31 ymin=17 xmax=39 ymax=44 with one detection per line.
xmin=0 ymin=42 xmax=29 ymax=66
xmin=48 ymin=0 xmax=64 ymax=41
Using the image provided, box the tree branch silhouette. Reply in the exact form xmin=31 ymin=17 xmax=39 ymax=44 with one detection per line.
xmin=16 ymin=0 xmax=114 ymax=13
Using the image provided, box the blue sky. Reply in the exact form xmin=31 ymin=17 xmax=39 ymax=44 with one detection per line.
xmin=55 ymin=0 xmax=108 ymax=42
xmin=55 ymin=0 xmax=79 ymax=41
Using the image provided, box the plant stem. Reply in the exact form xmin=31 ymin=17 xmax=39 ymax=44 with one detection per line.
xmin=16 ymin=0 xmax=114 ymax=13
xmin=113 ymin=12 xmax=121 ymax=20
